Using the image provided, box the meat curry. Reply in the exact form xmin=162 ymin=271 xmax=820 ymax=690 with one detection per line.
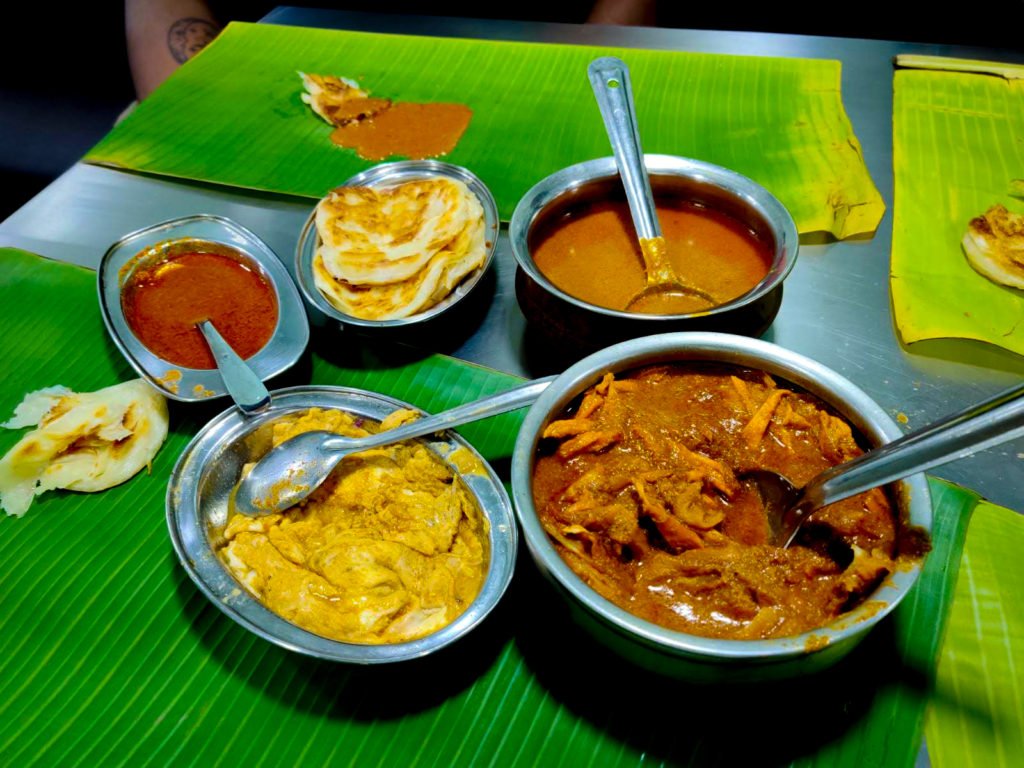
xmin=532 ymin=364 xmax=906 ymax=640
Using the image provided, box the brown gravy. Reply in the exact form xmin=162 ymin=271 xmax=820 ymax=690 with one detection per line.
xmin=532 ymin=364 xmax=904 ymax=640
xmin=530 ymin=199 xmax=772 ymax=315
xmin=330 ymin=102 xmax=473 ymax=161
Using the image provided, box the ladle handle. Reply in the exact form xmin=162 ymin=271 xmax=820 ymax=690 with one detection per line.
xmin=197 ymin=320 xmax=271 ymax=416
xmin=588 ymin=56 xmax=661 ymax=240
xmin=320 ymin=375 xmax=557 ymax=453
xmin=800 ymin=382 xmax=1024 ymax=510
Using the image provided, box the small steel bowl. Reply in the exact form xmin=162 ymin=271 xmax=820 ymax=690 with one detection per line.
xmin=168 ymin=385 xmax=517 ymax=663
xmin=295 ymin=160 xmax=500 ymax=332
xmin=98 ymin=214 xmax=309 ymax=403
xmin=509 ymin=155 xmax=798 ymax=355
xmin=511 ymin=332 xmax=931 ymax=681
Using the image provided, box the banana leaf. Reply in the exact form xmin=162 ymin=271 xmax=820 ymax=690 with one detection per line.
xmin=925 ymin=500 xmax=1024 ymax=768
xmin=0 ymin=248 xmax=988 ymax=766
xmin=85 ymin=22 xmax=883 ymax=240
xmin=892 ymin=57 xmax=1024 ymax=356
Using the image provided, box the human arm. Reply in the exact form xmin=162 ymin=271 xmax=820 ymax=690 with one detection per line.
xmin=125 ymin=0 xmax=221 ymax=100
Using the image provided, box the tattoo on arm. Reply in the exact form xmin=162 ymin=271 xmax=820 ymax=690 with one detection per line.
xmin=168 ymin=18 xmax=220 ymax=64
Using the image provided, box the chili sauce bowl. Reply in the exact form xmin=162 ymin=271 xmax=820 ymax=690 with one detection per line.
xmin=294 ymin=160 xmax=500 ymax=335
xmin=98 ymin=214 xmax=309 ymax=403
xmin=167 ymin=385 xmax=517 ymax=663
xmin=510 ymin=332 xmax=931 ymax=682
xmin=509 ymin=155 xmax=798 ymax=358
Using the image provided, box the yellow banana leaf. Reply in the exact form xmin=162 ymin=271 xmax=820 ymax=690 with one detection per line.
xmin=892 ymin=56 xmax=1024 ymax=356
xmin=85 ymin=22 xmax=884 ymax=239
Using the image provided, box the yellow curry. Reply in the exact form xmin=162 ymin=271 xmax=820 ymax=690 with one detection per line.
xmin=218 ymin=408 xmax=489 ymax=644
xmin=532 ymin=365 xmax=906 ymax=640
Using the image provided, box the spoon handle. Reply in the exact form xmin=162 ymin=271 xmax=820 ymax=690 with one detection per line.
xmin=588 ymin=56 xmax=661 ymax=240
xmin=321 ymin=375 xmax=557 ymax=453
xmin=801 ymin=382 xmax=1024 ymax=510
xmin=197 ymin=320 xmax=271 ymax=416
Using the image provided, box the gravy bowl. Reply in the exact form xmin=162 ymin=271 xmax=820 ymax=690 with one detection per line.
xmin=510 ymin=332 xmax=930 ymax=681
xmin=509 ymin=155 xmax=798 ymax=355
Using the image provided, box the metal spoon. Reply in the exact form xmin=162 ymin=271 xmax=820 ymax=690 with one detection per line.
xmin=587 ymin=56 xmax=717 ymax=313
xmin=197 ymin=320 xmax=271 ymax=415
xmin=749 ymin=382 xmax=1024 ymax=547
xmin=233 ymin=375 xmax=556 ymax=516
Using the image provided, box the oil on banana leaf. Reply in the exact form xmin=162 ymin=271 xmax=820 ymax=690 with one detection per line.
xmin=892 ymin=57 xmax=1024 ymax=357
xmin=85 ymin=22 xmax=883 ymax=240
xmin=0 ymin=246 xmax=1004 ymax=767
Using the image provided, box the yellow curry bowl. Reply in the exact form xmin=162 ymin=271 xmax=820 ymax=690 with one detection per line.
xmin=167 ymin=385 xmax=516 ymax=662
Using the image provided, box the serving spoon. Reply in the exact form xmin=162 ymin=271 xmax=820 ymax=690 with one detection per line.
xmin=750 ymin=381 xmax=1024 ymax=547
xmin=196 ymin=320 xmax=271 ymax=415
xmin=232 ymin=375 xmax=557 ymax=517
xmin=587 ymin=56 xmax=717 ymax=314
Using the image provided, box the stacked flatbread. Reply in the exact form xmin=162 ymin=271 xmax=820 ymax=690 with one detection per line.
xmin=312 ymin=178 xmax=487 ymax=320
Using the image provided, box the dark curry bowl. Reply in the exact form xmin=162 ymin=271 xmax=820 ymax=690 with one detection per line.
xmin=510 ymin=332 xmax=931 ymax=682
xmin=509 ymin=155 xmax=798 ymax=356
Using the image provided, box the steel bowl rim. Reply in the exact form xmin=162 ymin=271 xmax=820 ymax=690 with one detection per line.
xmin=167 ymin=383 xmax=518 ymax=663
xmin=510 ymin=331 xmax=931 ymax=663
xmin=508 ymin=154 xmax=799 ymax=321
xmin=294 ymin=160 xmax=500 ymax=329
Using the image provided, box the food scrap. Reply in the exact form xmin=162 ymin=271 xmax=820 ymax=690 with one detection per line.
xmin=532 ymin=365 xmax=911 ymax=640
xmin=962 ymin=204 xmax=1024 ymax=289
xmin=312 ymin=177 xmax=486 ymax=320
xmin=217 ymin=407 xmax=488 ymax=644
xmin=299 ymin=72 xmax=472 ymax=160
xmin=0 ymin=380 xmax=169 ymax=517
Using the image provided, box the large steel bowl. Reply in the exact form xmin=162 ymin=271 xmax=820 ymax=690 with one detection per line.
xmin=509 ymin=155 xmax=799 ymax=357
xmin=510 ymin=333 xmax=931 ymax=681
xmin=168 ymin=385 xmax=517 ymax=663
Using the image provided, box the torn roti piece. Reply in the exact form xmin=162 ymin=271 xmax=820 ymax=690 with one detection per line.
xmin=298 ymin=73 xmax=390 ymax=126
xmin=962 ymin=204 xmax=1024 ymax=289
xmin=0 ymin=379 xmax=169 ymax=517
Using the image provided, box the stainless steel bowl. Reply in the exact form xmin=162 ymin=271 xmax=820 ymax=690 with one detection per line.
xmin=295 ymin=160 xmax=500 ymax=331
xmin=509 ymin=155 xmax=799 ymax=354
xmin=98 ymin=214 xmax=309 ymax=403
xmin=168 ymin=385 xmax=517 ymax=663
xmin=510 ymin=332 xmax=931 ymax=681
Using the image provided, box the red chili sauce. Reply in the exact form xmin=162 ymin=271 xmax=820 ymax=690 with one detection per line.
xmin=121 ymin=249 xmax=278 ymax=369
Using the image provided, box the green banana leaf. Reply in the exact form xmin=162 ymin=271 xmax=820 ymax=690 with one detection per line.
xmin=85 ymin=22 xmax=883 ymax=240
xmin=926 ymin=500 xmax=1024 ymax=768
xmin=0 ymin=248 xmax=986 ymax=766
xmin=892 ymin=57 xmax=1024 ymax=357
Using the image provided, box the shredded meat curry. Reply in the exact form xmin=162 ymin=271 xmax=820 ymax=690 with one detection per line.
xmin=218 ymin=408 xmax=488 ymax=645
xmin=532 ymin=365 xmax=900 ymax=640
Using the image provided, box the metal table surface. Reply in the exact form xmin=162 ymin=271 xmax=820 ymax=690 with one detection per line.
xmin=1 ymin=9 xmax=1022 ymax=513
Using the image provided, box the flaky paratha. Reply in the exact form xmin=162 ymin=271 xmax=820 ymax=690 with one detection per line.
xmin=315 ymin=178 xmax=479 ymax=285
xmin=298 ymin=72 xmax=390 ymax=126
xmin=962 ymin=204 xmax=1024 ymax=289
xmin=313 ymin=215 xmax=486 ymax=320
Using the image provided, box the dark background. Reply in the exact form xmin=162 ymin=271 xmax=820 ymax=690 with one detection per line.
xmin=2 ymin=4 xmax=1022 ymax=221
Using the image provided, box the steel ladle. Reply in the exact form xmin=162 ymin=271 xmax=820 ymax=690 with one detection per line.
xmin=587 ymin=56 xmax=717 ymax=313
xmin=750 ymin=381 xmax=1024 ymax=547
xmin=233 ymin=376 xmax=556 ymax=517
